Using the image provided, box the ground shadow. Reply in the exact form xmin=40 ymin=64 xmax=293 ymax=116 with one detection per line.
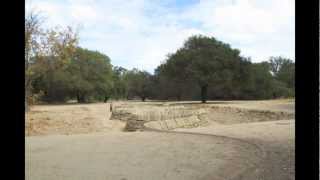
xmin=35 ymin=102 xmax=97 ymax=106
xmin=168 ymin=101 xmax=236 ymax=106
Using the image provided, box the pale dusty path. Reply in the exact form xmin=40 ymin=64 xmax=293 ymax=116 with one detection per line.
xmin=26 ymin=100 xmax=294 ymax=180
xmin=173 ymin=101 xmax=295 ymax=179
xmin=175 ymin=119 xmax=295 ymax=180
xmin=26 ymin=103 xmax=268 ymax=180
xmin=26 ymin=131 xmax=262 ymax=180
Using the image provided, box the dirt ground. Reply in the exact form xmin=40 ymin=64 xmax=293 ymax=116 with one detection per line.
xmin=26 ymin=132 xmax=263 ymax=180
xmin=175 ymin=120 xmax=295 ymax=180
xmin=26 ymin=99 xmax=295 ymax=180
xmin=25 ymin=103 xmax=124 ymax=136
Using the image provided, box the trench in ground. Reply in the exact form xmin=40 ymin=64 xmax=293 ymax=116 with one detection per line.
xmin=110 ymin=104 xmax=294 ymax=131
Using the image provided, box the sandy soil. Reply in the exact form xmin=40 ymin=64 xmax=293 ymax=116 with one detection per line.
xmin=172 ymin=99 xmax=295 ymax=179
xmin=26 ymin=132 xmax=262 ymax=180
xmin=26 ymin=99 xmax=295 ymax=180
xmin=175 ymin=120 xmax=295 ymax=180
xmin=26 ymin=103 xmax=125 ymax=136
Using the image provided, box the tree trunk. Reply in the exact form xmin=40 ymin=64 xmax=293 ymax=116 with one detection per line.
xmin=104 ymin=96 xmax=109 ymax=103
xmin=142 ymin=96 xmax=146 ymax=102
xmin=177 ymin=94 xmax=181 ymax=101
xmin=80 ymin=96 xmax=86 ymax=103
xmin=77 ymin=92 xmax=86 ymax=103
xmin=201 ymin=85 xmax=208 ymax=103
xmin=76 ymin=93 xmax=80 ymax=103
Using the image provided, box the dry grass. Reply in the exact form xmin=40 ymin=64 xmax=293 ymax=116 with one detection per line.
xmin=199 ymin=106 xmax=294 ymax=125
xmin=26 ymin=103 xmax=124 ymax=136
xmin=112 ymin=100 xmax=294 ymax=131
xmin=26 ymin=100 xmax=295 ymax=135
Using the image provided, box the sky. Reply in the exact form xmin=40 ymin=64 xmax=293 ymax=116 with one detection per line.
xmin=26 ymin=0 xmax=295 ymax=73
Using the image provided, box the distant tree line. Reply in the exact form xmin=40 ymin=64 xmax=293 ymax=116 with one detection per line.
xmin=132 ymin=36 xmax=295 ymax=103
xmin=25 ymin=12 xmax=294 ymax=107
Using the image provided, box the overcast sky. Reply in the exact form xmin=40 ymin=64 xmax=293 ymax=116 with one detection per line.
xmin=26 ymin=0 xmax=295 ymax=73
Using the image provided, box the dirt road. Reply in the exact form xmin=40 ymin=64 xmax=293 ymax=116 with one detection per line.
xmin=175 ymin=119 xmax=295 ymax=180
xmin=173 ymin=100 xmax=295 ymax=179
xmin=26 ymin=100 xmax=294 ymax=180
xmin=26 ymin=131 xmax=263 ymax=180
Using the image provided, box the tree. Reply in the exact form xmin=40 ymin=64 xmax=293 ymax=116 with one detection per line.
xmin=25 ymin=9 xmax=79 ymax=105
xmin=228 ymin=57 xmax=255 ymax=99
xmin=28 ymin=25 xmax=79 ymax=103
xmin=159 ymin=35 xmax=242 ymax=103
xmin=111 ymin=66 xmax=129 ymax=100
xmin=268 ymin=57 xmax=295 ymax=97
xmin=126 ymin=69 xmax=153 ymax=101
xmin=250 ymin=62 xmax=275 ymax=99
xmin=275 ymin=59 xmax=295 ymax=89
xmin=25 ymin=10 xmax=43 ymax=109
xmin=68 ymin=48 xmax=113 ymax=103
xmin=30 ymin=47 xmax=113 ymax=103
xmin=269 ymin=56 xmax=293 ymax=74
xmin=154 ymin=55 xmax=194 ymax=101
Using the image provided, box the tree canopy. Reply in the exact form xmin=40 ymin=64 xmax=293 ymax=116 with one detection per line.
xmin=25 ymin=16 xmax=294 ymax=106
xmin=155 ymin=35 xmax=248 ymax=103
